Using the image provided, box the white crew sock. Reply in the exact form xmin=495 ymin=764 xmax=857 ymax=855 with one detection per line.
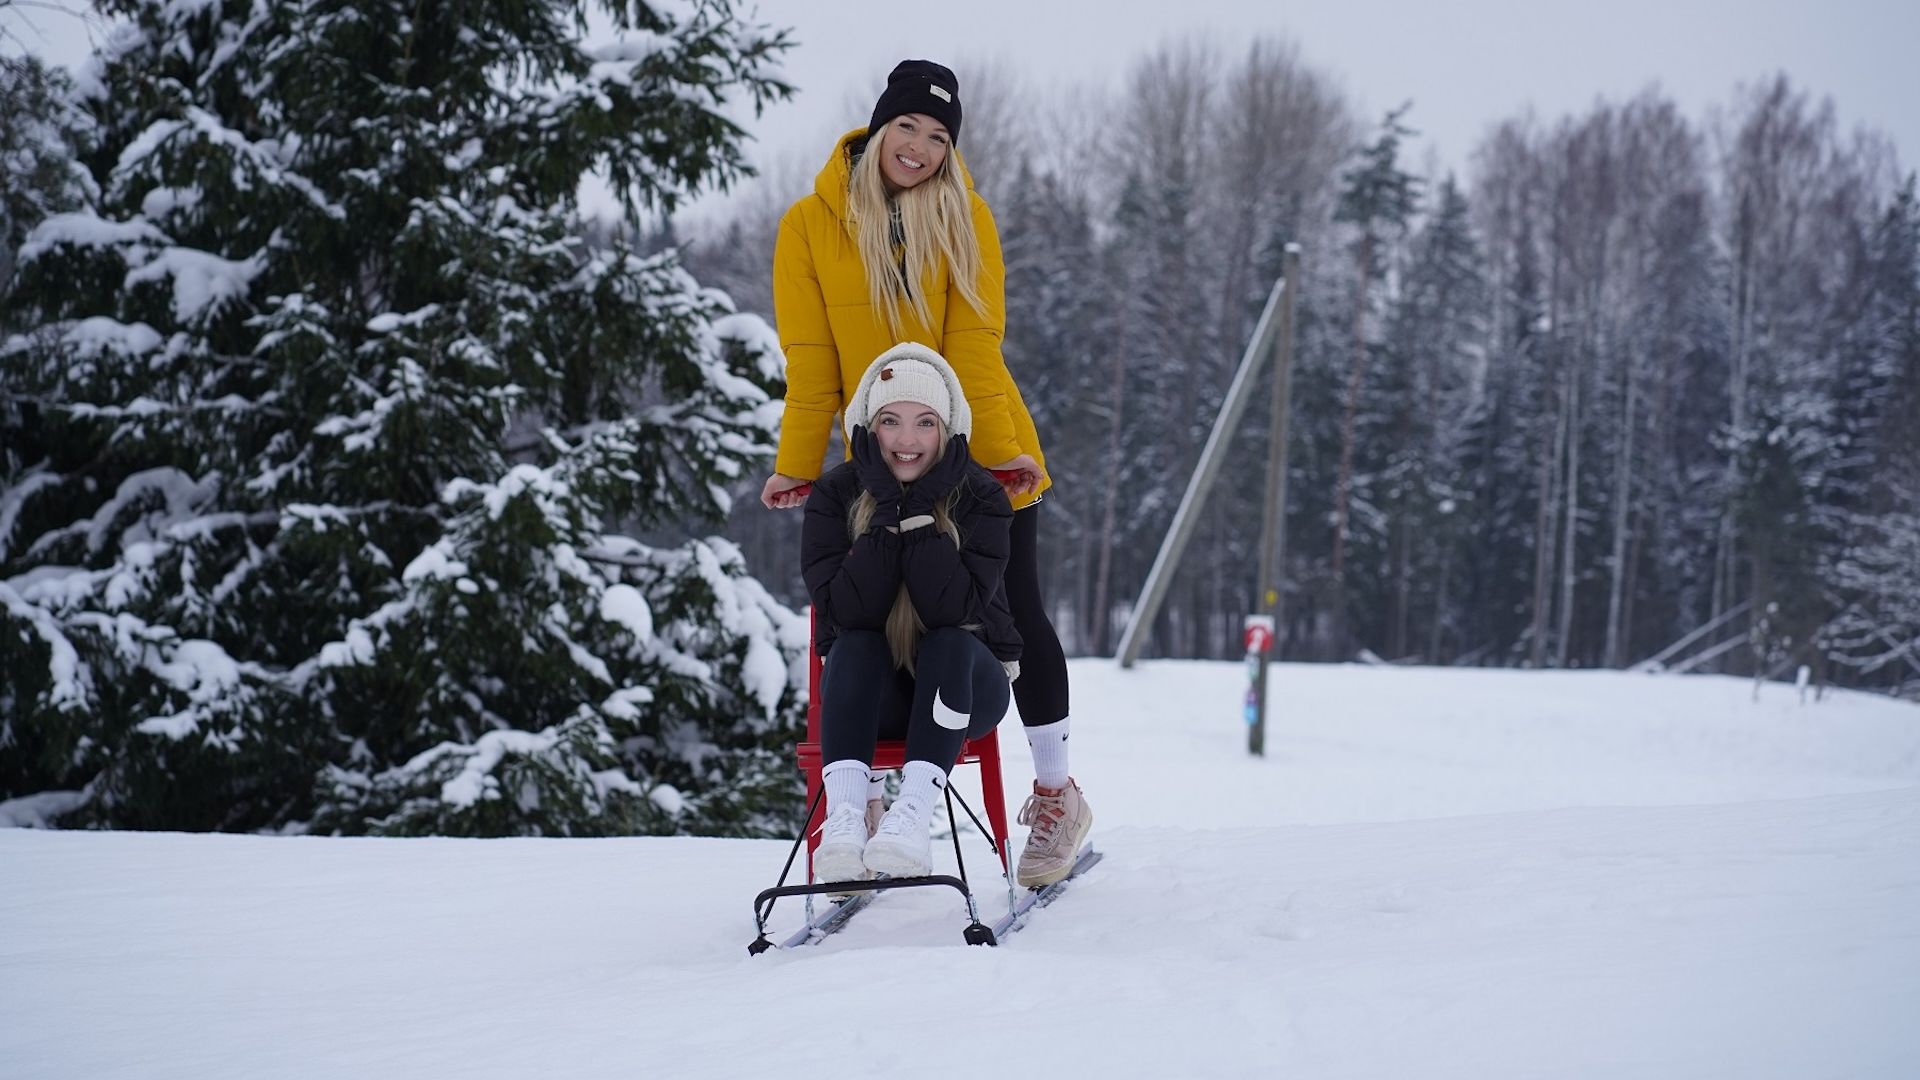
xmin=866 ymin=770 xmax=888 ymax=802
xmin=896 ymin=759 xmax=948 ymax=812
xmin=1025 ymin=717 xmax=1071 ymax=790
xmin=823 ymin=759 xmax=869 ymax=816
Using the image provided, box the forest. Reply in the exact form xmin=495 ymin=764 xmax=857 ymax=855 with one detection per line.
xmin=1 ymin=6 xmax=1913 ymax=838
xmin=686 ymin=43 xmax=1919 ymax=697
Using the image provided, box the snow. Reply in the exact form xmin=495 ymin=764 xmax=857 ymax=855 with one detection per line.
xmin=598 ymin=583 xmax=653 ymax=642
xmin=78 ymin=466 xmax=211 ymax=558
xmin=711 ymin=310 xmax=785 ymax=385
xmin=122 ymin=245 xmax=267 ymax=323
xmin=582 ymin=33 xmax=670 ymax=89
xmin=676 ymin=537 xmax=798 ymax=717
xmin=16 ymin=211 xmax=167 ymax=261
xmin=444 ymin=463 xmax=556 ymax=521
xmin=400 ymin=540 xmax=468 ymax=584
xmin=599 ymin=685 xmax=654 ymax=721
xmin=315 ymin=359 xmax=431 ymax=454
xmin=648 ymin=783 xmax=685 ymax=816
xmin=0 ymin=790 xmax=89 ymax=829
xmin=0 ymin=582 xmax=89 ymax=711
xmin=3 ymin=661 xmax=1918 ymax=1079
xmin=112 ymin=118 xmax=191 ymax=182
xmin=365 ymin=304 xmax=442 ymax=335
xmin=317 ymin=623 xmax=378 ymax=668
xmin=134 ymin=639 xmax=246 ymax=739
xmin=0 ymin=472 xmax=62 ymax=560
xmin=59 ymin=316 xmax=165 ymax=358
xmin=138 ymin=184 xmax=204 ymax=220
xmin=436 ymin=728 xmax=560 ymax=810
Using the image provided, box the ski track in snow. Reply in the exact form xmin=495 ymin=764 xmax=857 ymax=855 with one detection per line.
xmin=4 ymin=661 xmax=1919 ymax=1079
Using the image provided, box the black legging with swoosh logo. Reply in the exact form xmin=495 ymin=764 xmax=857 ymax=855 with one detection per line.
xmin=819 ymin=627 xmax=1008 ymax=767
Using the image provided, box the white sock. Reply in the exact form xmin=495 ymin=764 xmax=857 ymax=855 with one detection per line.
xmin=896 ymin=759 xmax=948 ymax=812
xmin=823 ymin=759 xmax=869 ymax=817
xmin=1026 ymin=717 xmax=1071 ymax=790
xmin=866 ymin=770 xmax=888 ymax=802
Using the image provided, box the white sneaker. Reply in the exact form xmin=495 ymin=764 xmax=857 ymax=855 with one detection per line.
xmin=823 ymin=799 xmax=889 ymax=898
xmin=863 ymin=794 xmax=934 ymax=878
xmin=814 ymin=804 xmax=869 ymax=885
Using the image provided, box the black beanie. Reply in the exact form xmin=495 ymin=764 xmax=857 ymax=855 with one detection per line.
xmin=867 ymin=59 xmax=963 ymax=146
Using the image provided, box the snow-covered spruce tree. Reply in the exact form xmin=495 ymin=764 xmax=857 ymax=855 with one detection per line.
xmin=1328 ymin=106 xmax=1420 ymax=652
xmin=1 ymin=51 xmax=102 ymax=820
xmin=1378 ymin=176 xmax=1486 ymax=662
xmin=0 ymin=0 xmax=809 ymax=836
xmin=1 ymin=53 xmax=97 ymax=316
xmin=999 ymin=163 xmax=1108 ymax=651
xmin=1821 ymin=177 xmax=1920 ymax=696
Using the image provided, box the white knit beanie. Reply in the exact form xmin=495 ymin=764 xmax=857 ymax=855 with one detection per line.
xmin=845 ymin=342 xmax=973 ymax=438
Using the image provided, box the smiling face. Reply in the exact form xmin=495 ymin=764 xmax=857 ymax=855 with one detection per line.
xmin=872 ymin=402 xmax=944 ymax=482
xmin=875 ymin=113 xmax=951 ymax=192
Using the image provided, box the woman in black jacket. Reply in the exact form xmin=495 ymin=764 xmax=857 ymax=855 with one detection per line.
xmin=802 ymin=343 xmax=1020 ymax=882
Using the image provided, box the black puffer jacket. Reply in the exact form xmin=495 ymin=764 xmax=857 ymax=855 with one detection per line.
xmin=800 ymin=460 xmax=1021 ymax=667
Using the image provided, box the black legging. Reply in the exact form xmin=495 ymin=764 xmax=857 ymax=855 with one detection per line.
xmin=1006 ymin=503 xmax=1068 ymax=727
xmin=819 ymin=627 xmax=1009 ymax=768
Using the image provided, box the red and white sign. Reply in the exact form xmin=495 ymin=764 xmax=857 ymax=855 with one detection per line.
xmin=1242 ymin=615 xmax=1275 ymax=655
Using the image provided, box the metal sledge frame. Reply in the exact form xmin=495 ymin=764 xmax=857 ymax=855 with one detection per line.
xmin=747 ymin=612 xmax=1017 ymax=953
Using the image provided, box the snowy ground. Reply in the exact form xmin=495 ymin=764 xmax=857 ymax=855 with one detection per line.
xmin=5 ymin=661 xmax=1919 ymax=1079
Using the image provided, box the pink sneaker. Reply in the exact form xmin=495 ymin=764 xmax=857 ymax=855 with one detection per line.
xmin=1016 ymin=778 xmax=1092 ymax=888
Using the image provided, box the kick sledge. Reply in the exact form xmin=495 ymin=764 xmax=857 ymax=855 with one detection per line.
xmin=747 ymin=615 xmax=1099 ymax=955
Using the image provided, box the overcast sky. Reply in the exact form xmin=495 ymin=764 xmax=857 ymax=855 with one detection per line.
xmin=739 ymin=0 xmax=1918 ymax=172
xmin=7 ymin=0 xmax=1916 ymax=221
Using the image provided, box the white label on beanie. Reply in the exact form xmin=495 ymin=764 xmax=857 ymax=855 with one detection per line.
xmin=929 ymin=85 xmax=951 ymax=103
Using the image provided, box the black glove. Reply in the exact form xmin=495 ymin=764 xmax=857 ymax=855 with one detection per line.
xmin=847 ymin=425 xmax=903 ymax=526
xmin=901 ymin=434 xmax=972 ymax=519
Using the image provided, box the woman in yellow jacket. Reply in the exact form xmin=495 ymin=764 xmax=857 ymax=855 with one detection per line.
xmin=758 ymin=60 xmax=1090 ymax=888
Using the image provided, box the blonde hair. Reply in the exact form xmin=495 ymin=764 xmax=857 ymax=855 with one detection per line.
xmin=846 ymin=127 xmax=989 ymax=338
xmin=846 ymin=429 xmax=968 ymax=673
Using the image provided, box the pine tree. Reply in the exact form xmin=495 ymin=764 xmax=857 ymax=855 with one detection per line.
xmin=1632 ymin=167 xmax=1728 ymax=667
xmin=1454 ymin=183 xmax=1550 ymax=667
xmin=1 ymin=0 xmax=806 ymax=835
xmin=998 ymin=162 xmax=1106 ymax=650
xmin=1 ymin=53 xmax=95 ymax=318
xmin=1328 ymin=105 xmax=1420 ymax=655
xmin=1 ymin=52 xmax=109 ymax=820
xmin=1097 ymin=170 xmax=1200 ymax=656
xmin=1822 ymin=176 xmax=1920 ymax=695
xmin=1378 ymin=176 xmax=1486 ymax=660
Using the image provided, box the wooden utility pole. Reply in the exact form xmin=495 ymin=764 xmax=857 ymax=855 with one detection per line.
xmin=1117 ymin=270 xmax=1289 ymax=668
xmin=1247 ymin=245 xmax=1301 ymax=755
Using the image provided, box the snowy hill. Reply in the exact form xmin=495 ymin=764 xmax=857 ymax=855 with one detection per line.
xmin=5 ymin=661 xmax=1919 ymax=1079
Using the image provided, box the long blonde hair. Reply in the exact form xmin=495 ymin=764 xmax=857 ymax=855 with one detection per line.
xmin=847 ymin=430 xmax=968 ymax=673
xmin=846 ymin=128 xmax=989 ymax=338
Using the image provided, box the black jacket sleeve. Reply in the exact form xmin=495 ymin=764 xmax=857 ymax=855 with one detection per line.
xmin=899 ymin=470 xmax=1013 ymax=631
xmin=801 ymin=469 xmax=904 ymax=641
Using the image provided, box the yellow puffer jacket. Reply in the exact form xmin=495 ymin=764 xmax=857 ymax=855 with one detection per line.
xmin=771 ymin=128 xmax=1050 ymax=509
